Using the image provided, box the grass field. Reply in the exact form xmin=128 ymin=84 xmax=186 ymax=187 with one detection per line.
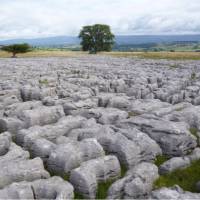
xmin=0 ymin=50 xmax=200 ymax=60
xmin=0 ymin=49 xmax=87 ymax=58
xmin=103 ymin=51 xmax=200 ymax=60
xmin=154 ymin=159 xmax=200 ymax=192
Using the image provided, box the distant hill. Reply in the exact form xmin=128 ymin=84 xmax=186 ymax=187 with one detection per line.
xmin=0 ymin=35 xmax=200 ymax=47
xmin=0 ymin=36 xmax=80 ymax=46
xmin=115 ymin=35 xmax=200 ymax=45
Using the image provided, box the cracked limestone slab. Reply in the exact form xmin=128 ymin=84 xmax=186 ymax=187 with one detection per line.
xmin=70 ymin=155 xmax=121 ymax=199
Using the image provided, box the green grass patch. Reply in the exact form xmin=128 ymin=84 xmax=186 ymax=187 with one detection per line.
xmin=74 ymin=192 xmax=85 ymax=199
xmin=73 ymin=180 xmax=116 ymax=199
xmin=128 ymin=111 xmax=139 ymax=118
xmin=39 ymin=79 xmax=49 ymax=85
xmin=95 ymin=164 xmax=128 ymax=199
xmin=120 ymin=164 xmax=128 ymax=177
xmin=190 ymin=127 xmax=199 ymax=146
xmin=169 ymin=64 xmax=181 ymax=69
xmin=190 ymin=127 xmax=198 ymax=138
xmin=154 ymin=159 xmax=200 ymax=192
xmin=175 ymin=107 xmax=184 ymax=112
xmin=71 ymin=69 xmax=81 ymax=74
xmin=62 ymin=173 xmax=70 ymax=181
xmin=191 ymin=72 xmax=197 ymax=80
xmin=44 ymin=165 xmax=70 ymax=181
xmin=96 ymin=179 xmax=116 ymax=199
xmin=154 ymin=155 xmax=169 ymax=167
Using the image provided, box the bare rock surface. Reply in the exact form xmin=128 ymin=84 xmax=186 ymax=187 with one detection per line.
xmin=159 ymin=148 xmax=200 ymax=174
xmin=0 ymin=56 xmax=200 ymax=199
xmin=107 ymin=162 xmax=159 ymax=199
xmin=0 ymin=177 xmax=74 ymax=199
xmin=118 ymin=117 xmax=197 ymax=156
xmin=18 ymin=105 xmax=65 ymax=127
xmin=47 ymin=137 xmax=105 ymax=175
xmin=70 ymin=155 xmax=121 ymax=198
xmin=0 ymin=132 xmax=11 ymax=156
xmin=0 ymin=157 xmax=50 ymax=188
xmin=151 ymin=185 xmax=200 ymax=199
xmin=16 ymin=115 xmax=86 ymax=148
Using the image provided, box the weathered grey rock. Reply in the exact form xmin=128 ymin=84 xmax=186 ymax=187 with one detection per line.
xmin=106 ymin=96 xmax=131 ymax=110
xmin=18 ymin=105 xmax=65 ymax=128
xmin=56 ymin=82 xmax=80 ymax=98
xmin=29 ymin=138 xmax=56 ymax=162
xmin=159 ymin=157 xmax=191 ymax=175
xmin=98 ymin=93 xmax=117 ymax=107
xmin=0 ymin=89 xmax=21 ymax=102
xmin=113 ymin=127 xmax=162 ymax=162
xmin=75 ymin=107 xmax=128 ymax=125
xmin=196 ymin=181 xmax=200 ymax=192
xmin=0 ymin=132 xmax=11 ymax=156
xmin=61 ymin=101 xmax=77 ymax=114
xmin=70 ymin=88 xmax=94 ymax=101
xmin=70 ymin=155 xmax=121 ymax=199
xmin=3 ymin=101 xmax=42 ymax=117
xmin=16 ymin=116 xmax=86 ymax=148
xmin=0 ymin=177 xmax=74 ymax=199
xmin=129 ymin=99 xmax=171 ymax=115
xmin=193 ymin=96 xmax=200 ymax=105
xmin=0 ymin=117 xmax=25 ymax=134
xmin=165 ymin=106 xmax=200 ymax=130
xmin=63 ymin=98 xmax=98 ymax=115
xmin=107 ymin=162 xmax=159 ymax=199
xmin=188 ymin=148 xmax=200 ymax=162
xmin=1 ymin=56 xmax=200 ymax=199
xmin=0 ymin=142 xmax=29 ymax=163
xmin=81 ymin=117 xmax=97 ymax=128
xmin=47 ymin=137 xmax=104 ymax=175
xmin=151 ymin=185 xmax=200 ymax=199
xmin=20 ymin=86 xmax=56 ymax=101
xmin=42 ymin=96 xmax=58 ymax=106
xmin=20 ymin=86 xmax=41 ymax=101
xmin=110 ymin=79 xmax=127 ymax=93
xmin=77 ymin=121 xmax=161 ymax=167
xmin=0 ymin=182 xmax=33 ymax=199
xmin=2 ymin=95 xmax=19 ymax=107
xmin=185 ymin=86 xmax=200 ymax=99
xmin=118 ymin=117 xmax=197 ymax=156
xmin=41 ymin=87 xmax=57 ymax=99
xmin=78 ymin=125 xmax=142 ymax=168
xmin=158 ymin=148 xmax=200 ymax=175
xmin=152 ymin=102 xmax=192 ymax=117
xmin=126 ymin=84 xmax=145 ymax=98
xmin=0 ymin=157 xmax=50 ymax=188
xmin=31 ymin=176 xmax=74 ymax=199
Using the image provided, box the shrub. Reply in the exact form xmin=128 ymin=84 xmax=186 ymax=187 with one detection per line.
xmin=1 ymin=43 xmax=31 ymax=57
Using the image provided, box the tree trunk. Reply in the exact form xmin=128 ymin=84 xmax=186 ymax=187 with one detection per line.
xmin=11 ymin=52 xmax=17 ymax=58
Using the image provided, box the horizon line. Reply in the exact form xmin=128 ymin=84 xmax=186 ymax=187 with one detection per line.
xmin=1 ymin=33 xmax=200 ymax=41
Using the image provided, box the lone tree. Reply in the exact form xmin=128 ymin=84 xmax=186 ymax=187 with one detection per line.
xmin=1 ymin=43 xmax=31 ymax=58
xmin=79 ymin=24 xmax=115 ymax=54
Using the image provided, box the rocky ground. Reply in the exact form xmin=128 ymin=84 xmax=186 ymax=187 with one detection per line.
xmin=0 ymin=55 xmax=200 ymax=199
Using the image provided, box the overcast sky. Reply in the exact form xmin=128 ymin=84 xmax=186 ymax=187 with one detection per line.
xmin=0 ymin=0 xmax=200 ymax=40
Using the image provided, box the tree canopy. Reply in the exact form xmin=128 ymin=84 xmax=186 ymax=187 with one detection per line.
xmin=79 ymin=24 xmax=115 ymax=53
xmin=1 ymin=43 xmax=31 ymax=57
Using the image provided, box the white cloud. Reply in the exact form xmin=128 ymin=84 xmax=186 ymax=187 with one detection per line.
xmin=0 ymin=0 xmax=200 ymax=39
